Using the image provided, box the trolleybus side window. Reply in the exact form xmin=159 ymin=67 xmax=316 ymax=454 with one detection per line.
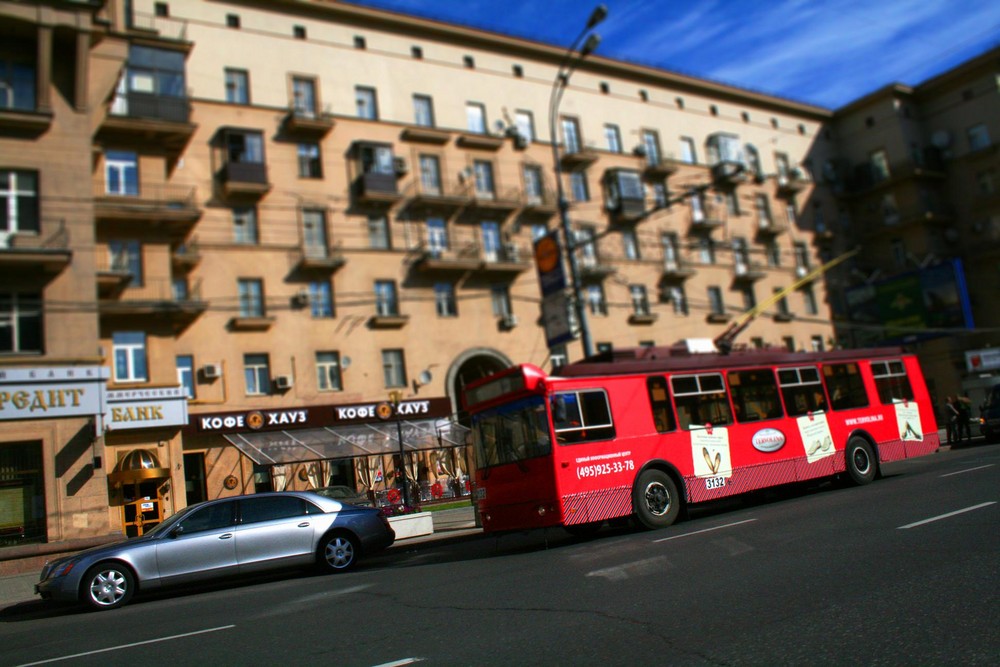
xmin=870 ymin=360 xmax=914 ymax=404
xmin=671 ymin=373 xmax=733 ymax=430
xmin=727 ymin=369 xmax=783 ymax=422
xmin=646 ymin=376 xmax=677 ymax=433
xmin=777 ymin=366 xmax=826 ymax=416
xmin=822 ymin=362 xmax=869 ymax=410
xmin=552 ymin=390 xmax=615 ymax=444
xmin=472 ymin=397 xmax=551 ymax=469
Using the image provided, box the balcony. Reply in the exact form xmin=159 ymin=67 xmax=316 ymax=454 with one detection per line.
xmin=457 ymin=132 xmax=504 ymax=151
xmin=401 ymin=126 xmax=451 ymax=144
xmin=775 ymin=170 xmax=809 ymax=197
xmin=660 ymin=260 xmax=696 ymax=281
xmin=604 ymin=169 xmax=646 ymax=223
xmin=578 ymin=255 xmax=616 ymax=281
xmin=732 ymin=262 xmax=766 ymax=283
xmin=94 ymin=184 xmax=200 ymax=234
xmin=369 ymin=310 xmax=410 ymax=329
xmin=628 ymin=312 xmax=658 ymax=325
xmin=101 ymin=92 xmax=196 ymax=150
xmin=481 ymin=242 xmax=531 ymax=278
xmin=406 ymin=179 xmax=472 ymax=210
xmin=219 ymin=162 xmax=270 ymax=198
xmin=414 ymin=244 xmax=482 ymax=275
xmin=706 ymin=312 xmax=732 ymax=324
xmin=711 ymin=161 xmax=747 ymax=186
xmin=643 ymin=157 xmax=681 ymax=179
xmin=689 ymin=208 xmax=726 ymax=233
xmin=171 ymin=239 xmax=201 ymax=271
xmin=755 ymin=217 xmax=788 ymax=238
xmin=99 ymin=276 xmax=208 ymax=331
xmin=354 ymin=171 xmax=402 ymax=204
xmin=283 ymin=108 xmax=334 ymax=137
xmin=0 ymin=222 xmax=71 ymax=274
xmin=0 ymin=106 xmax=53 ymax=134
xmin=521 ymin=188 xmax=559 ymax=217
xmin=560 ymin=147 xmax=599 ymax=169
xmin=413 ymin=238 xmax=529 ymax=279
xmin=467 ymin=186 xmax=521 ymax=215
xmin=295 ymin=246 xmax=346 ymax=273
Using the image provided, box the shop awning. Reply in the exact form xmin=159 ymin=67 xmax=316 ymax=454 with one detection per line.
xmin=223 ymin=418 xmax=470 ymax=465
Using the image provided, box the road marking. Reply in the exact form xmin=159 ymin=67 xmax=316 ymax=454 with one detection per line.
xmin=14 ymin=625 xmax=235 ymax=667
xmin=652 ymin=518 xmax=757 ymax=543
xmin=897 ymin=502 xmax=996 ymax=530
xmin=371 ymin=659 xmax=425 ymax=667
xmin=586 ymin=555 xmax=672 ymax=581
xmin=940 ymin=464 xmax=995 ymax=477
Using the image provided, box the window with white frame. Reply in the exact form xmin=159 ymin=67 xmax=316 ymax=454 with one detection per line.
xmin=0 ymin=52 xmax=36 ymax=111
xmin=466 ymin=102 xmax=486 ymax=133
xmin=515 ymin=110 xmax=534 ymax=142
xmin=0 ymin=292 xmax=42 ymax=353
xmin=233 ymin=206 xmax=258 ymax=244
xmin=355 ymin=86 xmax=378 ymax=119
xmin=368 ymin=215 xmax=390 ymax=249
xmin=570 ymin=171 xmax=589 ymax=202
xmin=622 ymin=229 xmax=640 ymax=260
xmin=801 ymin=284 xmax=818 ymax=315
xmin=309 ymin=280 xmax=333 ymax=318
xmin=661 ymin=232 xmax=680 ymax=269
xmin=113 ymin=331 xmax=148 ymax=382
xmin=604 ymin=124 xmax=622 ymax=153
xmin=708 ymin=286 xmax=725 ymax=315
xmin=491 ymin=285 xmax=511 ymax=317
xmin=434 ymin=282 xmax=457 ymax=317
xmin=697 ymin=235 xmax=715 ymax=264
xmin=561 ymin=117 xmax=581 ymax=154
xmin=224 ymin=68 xmax=249 ymax=104
xmin=668 ymin=285 xmax=688 ymax=315
xmin=176 ymin=355 xmax=194 ymax=398
xmin=302 ymin=209 xmax=327 ymax=257
xmin=481 ymin=222 xmax=501 ymax=262
xmin=382 ymin=349 xmax=407 ymax=388
xmin=297 ymin=142 xmax=321 ymax=178
xmin=473 ymin=160 xmax=495 ymax=198
xmin=105 ymin=151 xmax=138 ymax=196
xmin=426 ymin=217 xmax=448 ymax=257
xmin=523 ymin=165 xmax=543 ymax=203
xmin=630 ymin=285 xmax=650 ymax=316
xmin=680 ymin=137 xmax=697 ymax=164
xmin=316 ymin=351 xmax=342 ymax=391
xmin=587 ymin=284 xmax=607 ymax=316
xmin=108 ymin=239 xmax=142 ymax=285
xmin=374 ymin=280 xmax=398 ymax=316
xmin=755 ymin=194 xmax=772 ymax=229
xmin=244 ymin=353 xmax=270 ymax=395
xmin=0 ymin=170 xmax=39 ymax=240
xmin=292 ymin=77 xmax=317 ymax=117
xmin=237 ymin=278 xmax=264 ymax=317
xmin=642 ymin=129 xmax=661 ymax=165
xmin=418 ymin=155 xmax=441 ymax=194
xmin=413 ymin=94 xmax=434 ymax=127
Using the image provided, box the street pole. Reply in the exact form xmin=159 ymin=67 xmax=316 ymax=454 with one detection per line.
xmin=388 ymin=390 xmax=409 ymax=506
xmin=548 ymin=5 xmax=607 ymax=360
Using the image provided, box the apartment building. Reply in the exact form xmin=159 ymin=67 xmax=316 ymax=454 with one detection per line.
xmin=0 ymin=0 xmax=995 ymax=569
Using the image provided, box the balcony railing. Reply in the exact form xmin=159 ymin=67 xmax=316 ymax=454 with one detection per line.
xmin=94 ymin=183 xmax=200 ymax=227
xmin=0 ymin=220 xmax=71 ymax=273
xmin=98 ymin=276 xmax=207 ymax=328
xmin=128 ymin=11 xmax=189 ymax=41
xmin=219 ymin=162 xmax=270 ymax=198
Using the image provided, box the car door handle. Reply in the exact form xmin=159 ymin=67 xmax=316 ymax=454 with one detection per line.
xmin=219 ymin=533 xmax=233 ymax=539
xmin=297 ymin=522 xmax=310 ymax=528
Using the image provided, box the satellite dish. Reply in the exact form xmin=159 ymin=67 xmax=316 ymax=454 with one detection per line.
xmin=418 ymin=370 xmax=433 ymax=385
xmin=931 ymin=130 xmax=952 ymax=149
xmin=341 ymin=356 xmax=352 ymax=369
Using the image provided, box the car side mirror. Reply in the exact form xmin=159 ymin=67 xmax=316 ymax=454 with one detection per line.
xmin=170 ymin=525 xmax=185 ymax=538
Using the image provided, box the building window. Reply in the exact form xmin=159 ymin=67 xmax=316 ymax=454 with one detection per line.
xmin=587 ymin=284 xmax=607 ymax=316
xmin=473 ymin=161 xmax=495 ymax=199
xmin=661 ymin=233 xmax=680 ymax=268
xmin=793 ymin=242 xmax=810 ymax=274
xmin=176 ymin=355 xmax=194 ymax=398
xmin=0 ymin=170 xmax=39 ymax=238
xmin=418 ymin=155 xmax=441 ymax=194
xmin=302 ymin=209 xmax=327 ymax=256
xmin=425 ymin=217 xmax=448 ymax=257
xmin=697 ymin=236 xmax=716 ymax=264
xmin=113 ymin=331 xmax=148 ymax=383
xmin=110 ymin=45 xmax=187 ymax=119
xmin=0 ymin=48 xmax=37 ymax=111
xmin=411 ymin=46 xmax=423 ymax=59
xmin=224 ymin=68 xmax=249 ymax=104
xmin=466 ymin=102 xmax=486 ymax=133
xmin=375 ymin=280 xmax=399 ymax=316
xmin=968 ymin=123 xmax=991 ymax=151
xmin=224 ymin=129 xmax=264 ymax=167
xmin=0 ymin=292 xmax=42 ymax=353
xmin=680 ymin=137 xmax=697 ymax=164
xmin=755 ymin=194 xmax=772 ymax=229
xmin=773 ymin=288 xmax=791 ymax=316
xmin=291 ymin=77 xmax=317 ymax=117
xmin=317 ymin=351 xmax=342 ymax=391
xmin=382 ymin=349 xmax=407 ymax=388
xmin=569 ymin=171 xmax=589 ymax=202
xmin=491 ymin=285 xmax=512 ymax=316
xmin=355 ymin=86 xmax=378 ymax=120
xmin=604 ymin=124 xmax=622 ymax=153
xmin=642 ymin=129 xmax=662 ymax=165
xmin=463 ymin=55 xmax=475 ymax=69
xmin=354 ymin=35 xmax=366 ymax=49
xmin=293 ymin=25 xmax=306 ymax=39
xmin=741 ymin=285 xmax=756 ymax=311
xmin=708 ymin=286 xmax=725 ymax=316
xmin=669 ymin=285 xmax=688 ymax=315
xmin=226 ymin=13 xmax=240 ymax=28
xmin=810 ymin=335 xmax=824 ymax=352
xmin=622 ymin=229 xmax=640 ymax=260
xmin=801 ymin=285 xmax=818 ymax=315
xmin=0 ymin=442 xmax=45 ymax=541
xmin=368 ymin=215 xmax=390 ymax=249
xmin=630 ymin=285 xmax=651 ymax=316
xmin=726 ymin=191 xmax=740 ymax=216
xmin=413 ymin=94 xmax=434 ymax=127
xmin=297 ymin=142 xmax=322 ymax=178
xmin=434 ymin=282 xmax=457 ymax=317
xmin=507 ymin=110 xmax=533 ymax=145
xmin=512 ymin=64 xmax=524 ymax=77
xmin=481 ymin=222 xmax=502 ymax=262
xmin=108 ymin=239 xmax=142 ymax=285
xmin=550 ymin=346 xmax=568 ymax=371
xmin=309 ymin=281 xmax=333 ymax=318
xmin=870 ymin=149 xmax=890 ymax=182
xmin=561 ymin=117 xmax=582 ymax=154
xmin=244 ymin=353 xmax=270 ymax=395
xmin=765 ymin=240 xmax=781 ymax=267
xmin=523 ymin=165 xmax=544 ymax=203
xmin=237 ymin=278 xmax=264 ymax=317
xmin=105 ymin=151 xmax=138 ymax=196
xmin=233 ymin=206 xmax=258 ymax=244
xmin=600 ymin=81 xmax=610 ymax=94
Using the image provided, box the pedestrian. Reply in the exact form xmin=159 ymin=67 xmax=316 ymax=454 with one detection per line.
xmin=945 ymin=396 xmax=960 ymax=445
xmin=956 ymin=395 xmax=972 ymax=442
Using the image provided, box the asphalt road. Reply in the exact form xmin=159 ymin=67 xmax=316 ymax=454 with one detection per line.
xmin=1 ymin=444 xmax=997 ymax=667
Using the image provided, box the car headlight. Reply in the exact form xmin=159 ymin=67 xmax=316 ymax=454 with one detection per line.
xmin=49 ymin=559 xmax=78 ymax=578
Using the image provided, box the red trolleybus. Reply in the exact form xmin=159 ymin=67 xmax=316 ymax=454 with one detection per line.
xmin=462 ymin=343 xmax=939 ymax=533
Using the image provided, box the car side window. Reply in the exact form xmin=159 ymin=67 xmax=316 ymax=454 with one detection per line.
xmin=240 ymin=496 xmax=307 ymax=524
xmin=180 ymin=502 xmax=235 ymax=533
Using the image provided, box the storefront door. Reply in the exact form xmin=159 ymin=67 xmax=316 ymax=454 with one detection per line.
xmin=122 ymin=480 xmax=164 ymax=537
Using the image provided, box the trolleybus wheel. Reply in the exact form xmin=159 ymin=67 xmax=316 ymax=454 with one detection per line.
xmin=632 ymin=469 xmax=680 ymax=529
xmin=844 ymin=437 xmax=877 ymax=486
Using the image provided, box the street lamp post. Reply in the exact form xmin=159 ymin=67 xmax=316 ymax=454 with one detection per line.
xmin=548 ymin=4 xmax=607 ymax=360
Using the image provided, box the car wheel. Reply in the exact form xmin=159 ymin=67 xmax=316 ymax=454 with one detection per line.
xmin=318 ymin=533 xmax=359 ymax=573
xmin=82 ymin=562 xmax=134 ymax=611
xmin=844 ymin=436 xmax=877 ymax=485
xmin=632 ymin=469 xmax=680 ymax=529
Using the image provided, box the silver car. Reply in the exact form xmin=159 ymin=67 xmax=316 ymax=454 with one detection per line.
xmin=35 ymin=491 xmax=394 ymax=611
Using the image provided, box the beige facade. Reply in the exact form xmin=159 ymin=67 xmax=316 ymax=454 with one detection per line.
xmin=0 ymin=0 xmax=996 ymax=569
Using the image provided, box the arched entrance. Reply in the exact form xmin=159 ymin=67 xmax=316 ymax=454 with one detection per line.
xmin=108 ymin=449 xmax=170 ymax=537
xmin=446 ymin=348 xmax=513 ymax=417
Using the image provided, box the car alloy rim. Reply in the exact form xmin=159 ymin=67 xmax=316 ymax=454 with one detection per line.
xmin=326 ymin=537 xmax=354 ymax=568
xmin=90 ymin=569 xmax=127 ymax=606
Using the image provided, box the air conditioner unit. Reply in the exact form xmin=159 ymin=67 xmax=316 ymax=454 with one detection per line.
xmin=393 ymin=156 xmax=408 ymax=175
xmin=201 ymin=363 xmax=222 ymax=379
xmin=274 ymin=375 xmax=294 ymax=390
xmin=501 ymin=314 xmax=519 ymax=329
xmin=513 ymin=135 xmax=528 ymax=150
xmin=632 ymin=144 xmax=647 ymax=157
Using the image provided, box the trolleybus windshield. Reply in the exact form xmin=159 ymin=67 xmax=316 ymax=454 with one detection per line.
xmin=472 ymin=395 xmax=551 ymax=470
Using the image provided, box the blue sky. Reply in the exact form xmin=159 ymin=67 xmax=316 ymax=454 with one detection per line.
xmin=345 ymin=0 xmax=1000 ymax=109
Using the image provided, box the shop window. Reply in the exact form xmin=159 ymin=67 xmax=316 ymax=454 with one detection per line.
xmin=0 ymin=441 xmax=45 ymax=545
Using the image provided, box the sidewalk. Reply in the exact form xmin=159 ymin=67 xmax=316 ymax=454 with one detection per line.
xmin=0 ymin=505 xmax=479 ymax=609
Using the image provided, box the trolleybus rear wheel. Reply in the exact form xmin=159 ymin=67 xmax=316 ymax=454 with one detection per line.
xmin=844 ymin=436 xmax=877 ymax=486
xmin=632 ymin=469 xmax=680 ymax=529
